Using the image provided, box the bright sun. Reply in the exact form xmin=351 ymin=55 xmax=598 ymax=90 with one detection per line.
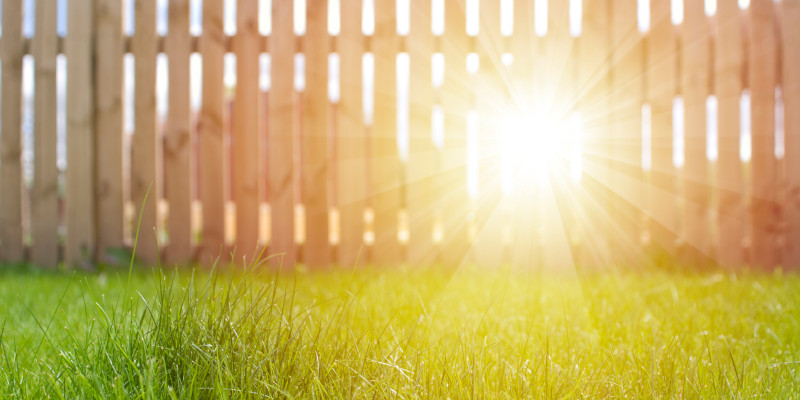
xmin=501 ymin=110 xmax=583 ymax=194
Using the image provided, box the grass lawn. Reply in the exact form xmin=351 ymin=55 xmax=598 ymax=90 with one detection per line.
xmin=1 ymin=261 xmax=799 ymax=398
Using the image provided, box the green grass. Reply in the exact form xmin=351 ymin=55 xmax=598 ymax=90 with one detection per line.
xmin=1 ymin=260 xmax=799 ymax=398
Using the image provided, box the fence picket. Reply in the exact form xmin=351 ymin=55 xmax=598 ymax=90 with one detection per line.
xmin=407 ymin=0 xmax=436 ymax=264
xmin=95 ymin=0 xmax=125 ymax=263
xmin=232 ymin=0 xmax=261 ymax=261
xmin=371 ymin=0 xmax=402 ymax=264
xmin=131 ymin=0 xmax=160 ymax=264
xmin=0 ymin=0 xmax=24 ymax=263
xmin=784 ymin=0 xmax=800 ymax=266
xmin=268 ymin=0 xmax=297 ymax=267
xmin=716 ymin=0 xmax=747 ymax=266
xmin=31 ymin=0 xmax=59 ymax=267
xmin=65 ymin=0 xmax=96 ymax=264
xmin=748 ymin=0 xmax=779 ymax=267
xmin=165 ymin=0 xmax=193 ymax=263
xmin=302 ymin=0 xmax=331 ymax=267
xmin=200 ymin=0 xmax=227 ymax=263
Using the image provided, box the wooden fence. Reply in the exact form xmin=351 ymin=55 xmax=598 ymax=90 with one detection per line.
xmin=0 ymin=0 xmax=798 ymax=269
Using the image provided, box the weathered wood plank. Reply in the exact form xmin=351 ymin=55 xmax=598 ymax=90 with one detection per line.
xmin=336 ymin=0 xmax=366 ymax=267
xmin=371 ymin=0 xmax=402 ymax=265
xmin=784 ymin=0 xmax=800 ymax=266
xmin=715 ymin=0 xmax=746 ymax=266
xmin=31 ymin=0 xmax=59 ymax=267
xmin=94 ymin=0 xmax=125 ymax=263
xmin=233 ymin=0 xmax=261 ymax=261
xmin=66 ymin=0 xmax=96 ymax=264
xmin=302 ymin=0 xmax=331 ymax=267
xmin=407 ymin=0 xmax=436 ymax=264
xmin=165 ymin=0 xmax=193 ymax=263
xmin=199 ymin=0 xmax=226 ymax=263
xmin=748 ymin=0 xmax=779 ymax=268
xmin=0 ymin=0 xmax=24 ymax=263
xmin=268 ymin=0 xmax=296 ymax=267
xmin=131 ymin=0 xmax=160 ymax=264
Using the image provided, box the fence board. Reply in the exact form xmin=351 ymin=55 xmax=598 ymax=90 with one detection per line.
xmin=784 ymin=0 xmax=800 ymax=266
xmin=199 ymin=0 xmax=226 ymax=263
xmin=407 ymin=0 xmax=436 ymax=264
xmin=647 ymin=0 xmax=679 ymax=257
xmin=371 ymin=0 xmax=401 ymax=265
xmin=336 ymin=0 xmax=366 ymax=267
xmin=131 ymin=0 xmax=160 ymax=264
xmin=472 ymin=0 xmax=505 ymax=266
xmin=439 ymin=0 xmax=470 ymax=267
xmin=0 ymin=0 xmax=24 ymax=263
xmin=748 ymin=0 xmax=779 ymax=267
xmin=681 ymin=0 xmax=712 ymax=264
xmin=31 ymin=0 xmax=59 ymax=267
xmin=715 ymin=0 xmax=746 ymax=266
xmin=268 ymin=0 xmax=296 ymax=267
xmin=66 ymin=0 xmax=97 ymax=264
xmin=609 ymin=0 xmax=645 ymax=263
xmin=165 ymin=0 xmax=193 ymax=263
xmin=302 ymin=0 xmax=330 ymax=267
xmin=95 ymin=0 xmax=125 ymax=263
xmin=232 ymin=0 xmax=261 ymax=261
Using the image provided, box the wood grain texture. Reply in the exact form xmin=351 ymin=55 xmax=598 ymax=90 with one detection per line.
xmin=336 ymin=0 xmax=366 ymax=267
xmin=233 ymin=0 xmax=261 ymax=261
xmin=439 ymin=0 xmax=470 ymax=267
xmin=302 ymin=0 xmax=331 ymax=267
xmin=647 ymin=0 xmax=679 ymax=257
xmin=0 ymin=0 xmax=24 ymax=263
xmin=31 ymin=0 xmax=59 ymax=267
xmin=131 ymin=0 xmax=160 ymax=264
xmin=165 ymin=0 xmax=193 ymax=263
xmin=784 ymin=0 xmax=800 ymax=266
xmin=268 ymin=0 xmax=296 ymax=267
xmin=681 ymin=0 xmax=713 ymax=264
xmin=199 ymin=0 xmax=226 ymax=263
xmin=94 ymin=0 xmax=125 ymax=263
xmin=371 ymin=0 xmax=402 ymax=265
xmin=748 ymin=0 xmax=779 ymax=268
xmin=407 ymin=0 xmax=436 ymax=264
xmin=66 ymin=0 xmax=96 ymax=264
xmin=715 ymin=0 xmax=746 ymax=266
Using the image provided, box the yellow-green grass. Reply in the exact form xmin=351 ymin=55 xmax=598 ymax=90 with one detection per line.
xmin=1 ymin=261 xmax=799 ymax=398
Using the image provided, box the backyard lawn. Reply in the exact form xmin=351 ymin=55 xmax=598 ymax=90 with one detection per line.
xmin=1 ymin=261 xmax=799 ymax=398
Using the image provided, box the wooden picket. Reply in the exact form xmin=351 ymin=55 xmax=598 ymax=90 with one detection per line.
xmin=1 ymin=0 xmax=24 ymax=263
xmin=95 ymin=0 xmax=126 ymax=262
xmin=31 ymin=0 xmax=59 ymax=267
xmin=1 ymin=0 xmax=799 ymax=270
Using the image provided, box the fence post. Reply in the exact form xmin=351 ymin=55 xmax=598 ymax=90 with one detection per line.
xmin=32 ymin=0 xmax=60 ymax=267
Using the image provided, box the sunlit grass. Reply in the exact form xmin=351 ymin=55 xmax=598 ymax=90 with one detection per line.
xmin=0 ymin=259 xmax=798 ymax=398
